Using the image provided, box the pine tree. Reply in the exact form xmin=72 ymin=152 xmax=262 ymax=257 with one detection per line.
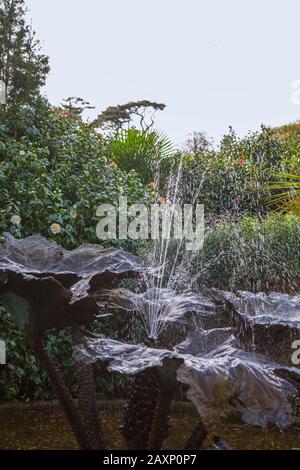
xmin=0 ymin=0 xmax=49 ymax=111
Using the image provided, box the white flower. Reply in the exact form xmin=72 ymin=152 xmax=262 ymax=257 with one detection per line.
xmin=11 ymin=215 xmax=21 ymax=225
xmin=110 ymin=162 xmax=118 ymax=171
xmin=19 ymin=150 xmax=26 ymax=156
xmin=70 ymin=208 xmax=78 ymax=219
xmin=50 ymin=223 xmax=61 ymax=235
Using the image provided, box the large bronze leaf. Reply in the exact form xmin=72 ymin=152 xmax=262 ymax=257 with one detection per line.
xmin=75 ymin=335 xmax=297 ymax=430
xmin=207 ymin=289 xmax=300 ymax=366
xmin=0 ymin=233 xmax=145 ymax=288
xmin=0 ymin=233 xmax=145 ymax=341
xmin=0 ymin=271 xmax=96 ymax=343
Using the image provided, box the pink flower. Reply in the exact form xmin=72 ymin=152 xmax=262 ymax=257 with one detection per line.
xmin=238 ymin=159 xmax=245 ymax=165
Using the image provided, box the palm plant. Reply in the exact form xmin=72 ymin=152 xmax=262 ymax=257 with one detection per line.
xmin=106 ymin=129 xmax=175 ymax=185
xmin=267 ymin=173 xmax=300 ymax=214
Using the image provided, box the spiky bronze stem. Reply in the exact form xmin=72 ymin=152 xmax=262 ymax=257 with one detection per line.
xmin=121 ymin=368 xmax=159 ymax=449
xmin=184 ymin=419 xmax=208 ymax=450
xmin=33 ymin=338 xmax=90 ymax=450
xmin=147 ymin=386 xmax=173 ymax=450
xmin=75 ymin=361 xmax=105 ymax=449
xmin=73 ymin=327 xmax=105 ymax=450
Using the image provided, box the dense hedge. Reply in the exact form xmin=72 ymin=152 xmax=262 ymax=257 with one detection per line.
xmin=0 ymin=102 xmax=147 ymax=251
xmin=181 ymin=126 xmax=300 ymax=216
xmin=195 ymin=214 xmax=300 ymax=293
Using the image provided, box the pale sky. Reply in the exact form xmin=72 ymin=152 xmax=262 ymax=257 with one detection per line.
xmin=26 ymin=0 xmax=300 ymax=145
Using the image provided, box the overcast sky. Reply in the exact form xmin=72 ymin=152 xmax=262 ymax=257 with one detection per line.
xmin=26 ymin=0 xmax=300 ymax=145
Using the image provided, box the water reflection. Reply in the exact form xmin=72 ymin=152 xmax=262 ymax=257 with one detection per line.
xmin=0 ymin=407 xmax=299 ymax=450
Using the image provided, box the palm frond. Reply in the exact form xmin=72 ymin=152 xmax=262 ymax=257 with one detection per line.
xmin=266 ymin=173 xmax=300 ymax=214
xmin=106 ymin=129 xmax=175 ymax=184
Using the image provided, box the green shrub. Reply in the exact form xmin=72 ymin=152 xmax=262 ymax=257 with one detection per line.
xmin=0 ymin=106 xmax=147 ymax=250
xmin=195 ymin=214 xmax=300 ymax=293
xmin=181 ymin=127 xmax=300 ymax=216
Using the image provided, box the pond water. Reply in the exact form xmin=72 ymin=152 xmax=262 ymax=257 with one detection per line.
xmin=0 ymin=404 xmax=300 ymax=450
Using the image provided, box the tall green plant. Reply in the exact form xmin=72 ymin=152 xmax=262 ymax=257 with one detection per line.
xmin=0 ymin=0 xmax=49 ymax=133
xmin=267 ymin=173 xmax=300 ymax=215
xmin=106 ymin=128 xmax=174 ymax=185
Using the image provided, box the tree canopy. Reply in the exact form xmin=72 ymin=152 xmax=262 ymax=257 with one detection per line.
xmin=0 ymin=0 xmax=49 ymax=118
xmin=92 ymin=100 xmax=166 ymax=131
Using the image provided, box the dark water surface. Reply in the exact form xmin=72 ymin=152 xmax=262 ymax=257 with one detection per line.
xmin=0 ymin=406 xmax=299 ymax=450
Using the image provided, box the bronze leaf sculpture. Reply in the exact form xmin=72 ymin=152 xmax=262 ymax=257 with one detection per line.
xmin=0 ymin=233 xmax=145 ymax=450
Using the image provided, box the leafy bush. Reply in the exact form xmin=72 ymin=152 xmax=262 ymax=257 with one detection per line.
xmin=195 ymin=214 xmax=300 ymax=293
xmin=180 ymin=126 xmax=300 ymax=216
xmin=0 ymin=105 xmax=147 ymax=250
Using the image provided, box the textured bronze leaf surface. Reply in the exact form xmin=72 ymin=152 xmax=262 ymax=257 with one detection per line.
xmin=0 ymin=234 xmax=145 ymax=341
xmin=0 ymin=233 xmax=144 ymax=288
xmin=75 ymin=335 xmax=298 ymax=430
